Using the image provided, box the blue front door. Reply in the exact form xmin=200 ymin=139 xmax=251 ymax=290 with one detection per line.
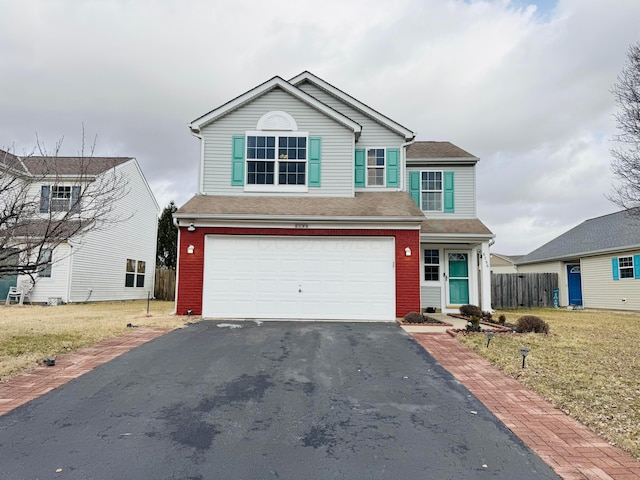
xmin=567 ymin=264 xmax=583 ymax=306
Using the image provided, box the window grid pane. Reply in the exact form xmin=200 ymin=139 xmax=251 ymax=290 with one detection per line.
xmin=424 ymin=249 xmax=440 ymax=281
xmin=421 ymin=171 xmax=443 ymax=211
xmin=278 ymin=162 xmax=306 ymax=185
xmin=619 ymin=256 xmax=634 ymax=278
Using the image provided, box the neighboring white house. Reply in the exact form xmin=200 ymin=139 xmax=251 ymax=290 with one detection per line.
xmin=0 ymin=150 xmax=159 ymax=304
xmin=173 ymin=72 xmax=494 ymax=320
xmin=516 ymin=209 xmax=640 ymax=311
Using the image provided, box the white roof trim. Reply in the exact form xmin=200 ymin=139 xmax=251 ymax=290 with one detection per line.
xmin=289 ymin=71 xmax=416 ymax=141
xmin=189 ymin=76 xmax=362 ymax=137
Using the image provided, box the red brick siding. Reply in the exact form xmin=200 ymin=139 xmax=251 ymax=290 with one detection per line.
xmin=175 ymin=227 xmax=420 ymax=318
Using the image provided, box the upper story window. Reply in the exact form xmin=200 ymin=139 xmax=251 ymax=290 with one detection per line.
xmin=367 ymin=148 xmax=385 ymax=186
xmin=619 ymin=256 xmax=634 ymax=279
xmin=246 ymin=133 xmax=307 ymax=186
xmin=421 ymin=171 xmax=443 ymax=211
xmin=40 ymin=185 xmax=81 ymax=213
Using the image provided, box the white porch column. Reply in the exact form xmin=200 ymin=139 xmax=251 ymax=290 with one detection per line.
xmin=479 ymin=241 xmax=492 ymax=311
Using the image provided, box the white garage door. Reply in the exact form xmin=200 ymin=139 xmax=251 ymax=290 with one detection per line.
xmin=202 ymin=236 xmax=396 ymax=321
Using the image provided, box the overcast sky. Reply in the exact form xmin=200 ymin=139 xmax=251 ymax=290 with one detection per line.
xmin=2 ymin=0 xmax=639 ymax=254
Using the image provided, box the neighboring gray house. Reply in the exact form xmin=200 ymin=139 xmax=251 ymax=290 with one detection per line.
xmin=516 ymin=210 xmax=640 ymax=310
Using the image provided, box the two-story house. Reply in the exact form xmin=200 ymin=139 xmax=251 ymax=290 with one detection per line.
xmin=0 ymin=150 xmax=159 ymax=304
xmin=174 ymin=72 xmax=494 ymax=320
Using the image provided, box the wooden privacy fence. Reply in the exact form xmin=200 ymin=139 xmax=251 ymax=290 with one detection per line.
xmin=491 ymin=273 xmax=558 ymax=309
xmin=154 ymin=268 xmax=176 ymax=301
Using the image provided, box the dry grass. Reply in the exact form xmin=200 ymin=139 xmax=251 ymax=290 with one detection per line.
xmin=0 ymin=300 xmax=191 ymax=382
xmin=458 ymin=308 xmax=640 ymax=459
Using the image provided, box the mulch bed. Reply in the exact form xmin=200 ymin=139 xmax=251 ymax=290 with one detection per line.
xmin=398 ymin=315 xmax=453 ymax=326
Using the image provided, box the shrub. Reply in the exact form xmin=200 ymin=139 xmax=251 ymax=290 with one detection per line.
xmin=459 ymin=304 xmax=482 ymax=318
xmin=403 ymin=311 xmax=425 ymax=324
xmin=498 ymin=314 xmax=506 ymax=325
xmin=515 ymin=315 xmax=550 ymax=334
xmin=466 ymin=315 xmax=482 ymax=332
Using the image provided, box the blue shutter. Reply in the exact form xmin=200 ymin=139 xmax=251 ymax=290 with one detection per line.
xmin=39 ymin=185 xmax=50 ymax=213
xmin=443 ymin=171 xmax=455 ymax=213
xmin=634 ymin=255 xmax=640 ymax=279
xmin=612 ymin=258 xmax=619 ymax=281
xmin=354 ymin=149 xmax=365 ymax=187
xmin=71 ymin=186 xmax=81 ymax=213
xmin=308 ymin=137 xmax=321 ymax=187
xmin=409 ymin=171 xmax=420 ymax=206
xmin=386 ymin=148 xmax=399 ymax=187
xmin=231 ymin=136 xmax=245 ymax=186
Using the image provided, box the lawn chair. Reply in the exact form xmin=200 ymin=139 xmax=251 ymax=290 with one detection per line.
xmin=5 ymin=286 xmax=25 ymax=305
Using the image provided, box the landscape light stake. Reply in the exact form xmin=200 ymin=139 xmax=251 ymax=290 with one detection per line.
xmin=486 ymin=332 xmax=494 ymax=348
xmin=520 ymin=347 xmax=530 ymax=368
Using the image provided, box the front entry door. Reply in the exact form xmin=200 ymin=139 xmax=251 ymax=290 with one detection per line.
xmin=567 ymin=264 xmax=583 ymax=306
xmin=447 ymin=252 xmax=469 ymax=305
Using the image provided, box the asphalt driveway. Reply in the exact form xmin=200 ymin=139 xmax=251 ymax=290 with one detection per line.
xmin=0 ymin=321 xmax=559 ymax=479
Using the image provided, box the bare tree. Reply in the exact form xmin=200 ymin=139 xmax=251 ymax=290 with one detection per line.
xmin=0 ymin=134 xmax=129 ymax=282
xmin=610 ymin=42 xmax=640 ymax=211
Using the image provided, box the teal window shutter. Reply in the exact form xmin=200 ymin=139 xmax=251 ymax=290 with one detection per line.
xmin=354 ymin=149 xmax=365 ymax=187
xmin=386 ymin=148 xmax=399 ymax=187
xmin=443 ymin=171 xmax=455 ymax=213
xmin=634 ymin=255 xmax=640 ymax=279
xmin=409 ymin=171 xmax=420 ymax=206
xmin=612 ymin=258 xmax=619 ymax=280
xmin=231 ymin=136 xmax=245 ymax=186
xmin=308 ymin=137 xmax=321 ymax=187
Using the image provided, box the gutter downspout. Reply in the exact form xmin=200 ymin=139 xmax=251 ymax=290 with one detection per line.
xmin=189 ymin=128 xmax=205 ymax=194
xmin=400 ymin=137 xmax=416 ymax=193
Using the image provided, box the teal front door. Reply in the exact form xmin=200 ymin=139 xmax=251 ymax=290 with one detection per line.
xmin=448 ymin=252 xmax=469 ymax=305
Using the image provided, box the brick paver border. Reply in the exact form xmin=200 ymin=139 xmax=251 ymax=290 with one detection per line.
xmin=413 ymin=333 xmax=640 ymax=480
xmin=0 ymin=327 xmax=170 ymax=417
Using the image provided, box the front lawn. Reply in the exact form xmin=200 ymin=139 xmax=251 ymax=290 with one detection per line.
xmin=0 ymin=300 xmax=188 ymax=382
xmin=458 ymin=308 xmax=640 ymax=459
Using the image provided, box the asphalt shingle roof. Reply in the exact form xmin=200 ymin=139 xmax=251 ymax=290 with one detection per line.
xmin=407 ymin=142 xmax=476 ymax=159
xmin=21 ymin=156 xmax=131 ymax=176
xmin=176 ymin=192 xmax=426 ymax=219
xmin=517 ymin=209 xmax=640 ymax=264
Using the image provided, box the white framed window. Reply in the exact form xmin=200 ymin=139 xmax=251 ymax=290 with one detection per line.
xmin=245 ymin=132 xmax=308 ymax=188
xmin=619 ymin=256 xmax=634 ymax=279
xmin=40 ymin=185 xmax=81 ymax=213
xmin=125 ymin=259 xmax=146 ymax=287
xmin=421 ymin=171 xmax=443 ymax=211
xmin=366 ymin=148 xmax=385 ymax=186
xmin=424 ymin=249 xmax=440 ymax=281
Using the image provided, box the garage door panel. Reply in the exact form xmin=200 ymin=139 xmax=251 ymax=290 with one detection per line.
xmin=203 ymin=236 xmax=395 ymax=321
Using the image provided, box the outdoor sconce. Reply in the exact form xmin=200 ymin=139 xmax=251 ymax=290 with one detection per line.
xmin=187 ymin=245 xmax=195 ymax=254
xmin=405 ymin=247 xmax=412 ymax=257
xmin=187 ymin=223 xmax=196 ymax=232
xmin=520 ymin=347 xmax=530 ymax=368
xmin=486 ymin=332 xmax=494 ymax=348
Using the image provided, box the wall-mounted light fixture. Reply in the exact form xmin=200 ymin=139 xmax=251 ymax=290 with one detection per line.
xmin=405 ymin=247 xmax=412 ymax=257
xmin=187 ymin=245 xmax=195 ymax=254
xmin=187 ymin=223 xmax=196 ymax=232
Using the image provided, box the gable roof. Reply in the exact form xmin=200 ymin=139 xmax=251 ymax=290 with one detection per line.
xmin=189 ymin=76 xmax=362 ymax=137
xmin=175 ymin=192 xmax=425 ymax=222
xmin=421 ymin=218 xmax=493 ymax=237
xmin=491 ymin=253 xmax=524 ymax=264
xmin=289 ymin=71 xmax=415 ymax=141
xmin=0 ymin=148 xmax=28 ymax=174
xmin=407 ymin=141 xmax=477 ymax=160
xmin=21 ymin=156 xmax=132 ymax=176
xmin=517 ymin=209 xmax=640 ymax=264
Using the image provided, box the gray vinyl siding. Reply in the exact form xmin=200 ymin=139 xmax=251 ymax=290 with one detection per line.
xmin=582 ymin=252 xmax=640 ymax=311
xmin=67 ymin=160 xmax=158 ymax=302
xmin=297 ymin=82 xmax=406 ymax=147
xmin=200 ymin=87 xmax=354 ymax=197
xmin=406 ymin=165 xmax=476 ymax=218
xmin=421 ymin=286 xmax=441 ymax=309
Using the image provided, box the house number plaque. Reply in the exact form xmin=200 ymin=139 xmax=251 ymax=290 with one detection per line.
xmin=294 ymin=224 xmax=309 ymax=229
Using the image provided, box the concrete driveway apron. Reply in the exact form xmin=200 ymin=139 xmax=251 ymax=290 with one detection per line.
xmin=0 ymin=321 xmax=559 ymax=479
